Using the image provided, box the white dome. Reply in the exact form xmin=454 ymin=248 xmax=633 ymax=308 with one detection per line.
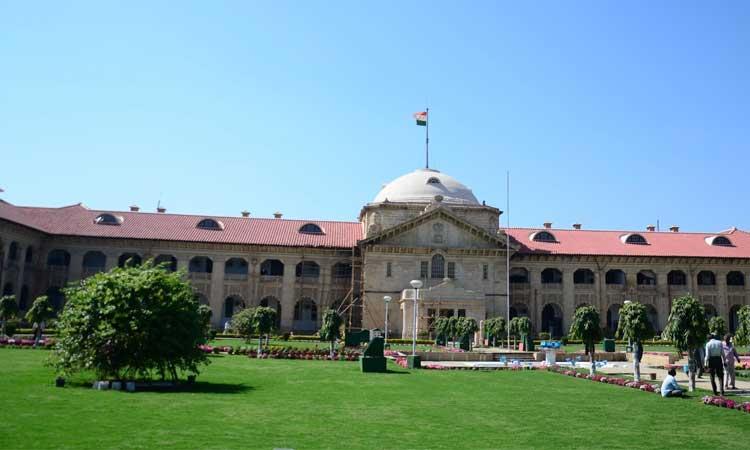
xmin=373 ymin=168 xmax=479 ymax=205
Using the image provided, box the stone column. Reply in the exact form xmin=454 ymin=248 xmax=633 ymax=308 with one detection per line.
xmin=280 ymin=258 xmax=297 ymax=331
xmin=717 ymin=270 xmax=728 ymax=319
xmin=209 ymin=257 xmax=227 ymax=324
xmin=68 ymin=250 xmax=85 ymax=283
xmin=655 ymin=271 xmax=670 ymax=330
xmin=0 ymin=241 xmax=11 ymax=291
xmin=104 ymin=251 xmax=119 ymax=271
xmin=14 ymin=244 xmax=27 ymax=298
xmin=562 ymin=268 xmax=575 ymax=322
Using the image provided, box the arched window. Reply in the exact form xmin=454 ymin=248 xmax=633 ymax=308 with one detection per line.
xmin=82 ymin=251 xmax=106 ymax=269
xmin=708 ymin=236 xmax=733 ymax=247
xmin=47 ymin=249 xmax=70 ymax=267
xmin=260 ymin=259 xmax=284 ymax=276
xmin=727 ymin=271 xmax=745 ymax=286
xmin=667 ymin=270 xmax=687 ymax=286
xmin=541 ymin=303 xmax=563 ymax=337
xmin=623 ymin=234 xmax=648 ymax=245
xmin=332 ymin=262 xmax=352 ymax=280
xmin=299 ymin=223 xmax=324 ymax=234
xmin=8 ymin=242 xmax=18 ymax=260
xmin=224 ymin=258 xmax=249 ymax=275
xmin=154 ymin=254 xmax=177 ymax=272
xmin=509 ymin=303 xmax=529 ymax=320
xmin=730 ymin=305 xmax=742 ymax=332
xmin=431 ymin=254 xmax=445 ymax=279
xmin=118 ymin=253 xmax=142 ymax=268
xmin=541 ymin=268 xmax=562 ymax=284
xmin=605 ymin=269 xmax=626 ymax=285
xmin=531 ymin=231 xmax=556 ymax=243
xmin=637 ymin=270 xmax=657 ymax=286
xmin=510 ymin=268 xmax=529 ymax=284
xmin=189 ymin=256 xmax=213 ymax=273
xmin=46 ymin=287 xmax=65 ymax=312
xmin=196 ymin=218 xmax=224 ymax=230
xmin=24 ymin=247 xmax=33 ymax=264
xmin=296 ymin=261 xmax=320 ymax=278
xmin=573 ymin=269 xmax=595 ymax=285
xmin=426 ymin=177 xmax=441 ymax=185
xmin=697 ymin=271 xmax=716 ymax=286
xmin=94 ymin=213 xmax=123 ymax=225
xmin=606 ymin=304 xmax=621 ymax=331
xmin=223 ymin=296 xmax=245 ymax=318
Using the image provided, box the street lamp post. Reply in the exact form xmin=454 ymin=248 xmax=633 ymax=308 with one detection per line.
xmin=383 ymin=296 xmax=391 ymax=346
xmin=409 ymin=280 xmax=423 ymax=356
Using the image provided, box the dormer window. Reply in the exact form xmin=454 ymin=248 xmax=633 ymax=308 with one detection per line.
xmin=426 ymin=177 xmax=441 ymax=185
xmin=531 ymin=231 xmax=557 ymax=243
xmin=197 ymin=218 xmax=224 ymax=230
xmin=623 ymin=234 xmax=648 ymax=245
xmin=299 ymin=223 xmax=324 ymax=234
xmin=94 ymin=214 xmax=123 ymax=225
xmin=707 ymin=236 xmax=733 ymax=247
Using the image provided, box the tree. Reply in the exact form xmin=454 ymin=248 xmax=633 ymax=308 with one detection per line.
xmin=484 ymin=317 xmax=506 ymax=347
xmin=455 ymin=317 xmax=479 ymax=350
xmin=708 ymin=316 xmax=727 ymax=338
xmin=232 ymin=307 xmax=257 ymax=344
xmin=510 ymin=316 xmax=532 ymax=350
xmin=447 ymin=316 xmax=460 ymax=347
xmin=25 ymin=295 xmax=55 ymax=345
xmin=252 ymin=307 xmax=277 ymax=358
xmin=433 ymin=317 xmax=450 ymax=346
xmin=568 ymin=306 xmax=603 ymax=375
xmin=52 ymin=263 xmax=209 ymax=381
xmin=0 ymin=295 xmax=19 ymax=337
xmin=616 ymin=302 xmax=653 ymax=381
xmin=734 ymin=306 xmax=750 ymax=347
xmin=662 ymin=295 xmax=708 ymax=392
xmin=319 ymin=309 xmax=343 ymax=357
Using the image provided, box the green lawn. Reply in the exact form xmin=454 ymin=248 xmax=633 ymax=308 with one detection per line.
xmin=1 ymin=348 xmax=749 ymax=450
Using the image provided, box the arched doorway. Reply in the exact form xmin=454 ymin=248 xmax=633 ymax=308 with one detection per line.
xmin=293 ymin=298 xmax=317 ymax=332
xmin=223 ymin=296 xmax=245 ymax=327
xmin=606 ymin=304 xmax=621 ymax=332
xmin=645 ymin=304 xmax=658 ymax=333
xmin=541 ymin=303 xmax=563 ymax=338
xmin=260 ymin=296 xmax=282 ymax=329
xmin=730 ymin=305 xmax=742 ymax=333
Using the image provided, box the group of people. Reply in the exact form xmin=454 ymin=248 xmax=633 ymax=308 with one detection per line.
xmin=661 ymin=333 xmax=742 ymax=398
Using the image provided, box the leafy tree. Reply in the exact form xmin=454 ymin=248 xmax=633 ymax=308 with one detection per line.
xmin=734 ymin=306 xmax=750 ymax=347
xmin=447 ymin=316 xmax=460 ymax=347
xmin=25 ymin=295 xmax=55 ymax=345
xmin=52 ymin=263 xmax=209 ymax=381
xmin=511 ymin=316 xmax=532 ymax=349
xmin=708 ymin=316 xmax=727 ymax=338
xmin=484 ymin=316 xmax=506 ymax=347
xmin=433 ymin=317 xmax=450 ymax=346
xmin=616 ymin=302 xmax=653 ymax=381
xmin=252 ymin=307 xmax=277 ymax=357
xmin=319 ymin=309 xmax=343 ymax=357
xmin=662 ymin=295 xmax=708 ymax=391
xmin=455 ymin=317 xmax=479 ymax=350
xmin=232 ymin=307 xmax=257 ymax=343
xmin=0 ymin=295 xmax=18 ymax=337
xmin=568 ymin=306 xmax=603 ymax=374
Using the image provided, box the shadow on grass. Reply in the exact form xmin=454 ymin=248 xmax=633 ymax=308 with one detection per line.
xmin=62 ymin=380 xmax=253 ymax=394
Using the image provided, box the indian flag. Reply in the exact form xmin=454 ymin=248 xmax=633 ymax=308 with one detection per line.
xmin=413 ymin=111 xmax=427 ymax=126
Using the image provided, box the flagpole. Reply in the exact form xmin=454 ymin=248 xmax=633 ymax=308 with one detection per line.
xmin=425 ymin=107 xmax=429 ymax=169
xmin=506 ymin=170 xmax=510 ymax=350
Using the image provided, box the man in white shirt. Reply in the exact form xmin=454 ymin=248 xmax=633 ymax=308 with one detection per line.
xmin=704 ymin=334 xmax=726 ymax=396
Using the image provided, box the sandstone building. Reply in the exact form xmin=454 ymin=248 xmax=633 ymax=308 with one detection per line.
xmin=2 ymin=167 xmax=749 ymax=338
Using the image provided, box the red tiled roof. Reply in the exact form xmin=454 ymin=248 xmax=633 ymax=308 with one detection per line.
xmin=505 ymin=227 xmax=750 ymax=259
xmin=0 ymin=200 xmax=362 ymax=249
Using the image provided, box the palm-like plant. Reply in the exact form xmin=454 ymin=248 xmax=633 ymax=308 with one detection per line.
xmin=252 ymin=307 xmax=278 ymax=358
xmin=616 ymin=302 xmax=653 ymax=381
xmin=568 ymin=306 xmax=603 ymax=374
xmin=25 ymin=295 xmax=54 ymax=344
xmin=484 ymin=317 xmax=506 ymax=347
xmin=319 ymin=309 xmax=343 ymax=358
xmin=662 ymin=295 xmax=708 ymax=391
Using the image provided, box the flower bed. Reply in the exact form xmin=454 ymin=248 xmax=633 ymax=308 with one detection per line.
xmin=702 ymin=395 xmax=750 ymax=414
xmin=0 ymin=338 xmax=55 ymax=349
xmin=550 ymin=367 xmax=660 ymax=393
xmin=198 ymin=344 xmax=360 ymax=361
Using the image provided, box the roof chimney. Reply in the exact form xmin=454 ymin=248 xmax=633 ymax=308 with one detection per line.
xmin=670 ymin=226 xmax=680 ymax=233
xmin=241 ymin=210 xmax=250 ymax=218
xmin=273 ymin=212 xmax=283 ymax=219
xmin=543 ymin=222 xmax=553 ymax=229
xmin=129 ymin=205 xmax=140 ymax=212
xmin=646 ymin=225 xmax=656 ymax=232
xmin=572 ymin=223 xmax=582 ymax=230
xmin=157 ymin=206 xmax=166 ymax=213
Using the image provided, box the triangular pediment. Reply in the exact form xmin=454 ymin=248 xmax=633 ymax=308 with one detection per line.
xmin=358 ymin=205 xmax=516 ymax=251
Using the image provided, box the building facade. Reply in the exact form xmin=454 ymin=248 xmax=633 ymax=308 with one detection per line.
xmin=2 ymin=167 xmax=749 ymax=338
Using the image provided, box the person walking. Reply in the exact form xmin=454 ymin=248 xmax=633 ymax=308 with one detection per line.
xmin=705 ymin=334 xmax=726 ymax=396
xmin=723 ymin=334 xmax=741 ymax=390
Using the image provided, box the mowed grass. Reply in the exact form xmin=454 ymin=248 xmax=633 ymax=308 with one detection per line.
xmin=1 ymin=349 xmax=749 ymax=450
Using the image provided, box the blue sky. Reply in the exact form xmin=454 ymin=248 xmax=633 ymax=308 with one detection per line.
xmin=1 ymin=1 xmax=748 ymax=231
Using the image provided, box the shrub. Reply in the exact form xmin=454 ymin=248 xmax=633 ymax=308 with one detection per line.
xmin=52 ymin=262 xmax=209 ymax=381
xmin=4 ymin=319 xmax=20 ymax=337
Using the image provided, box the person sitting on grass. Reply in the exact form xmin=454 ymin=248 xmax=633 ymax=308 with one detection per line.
xmin=661 ymin=368 xmax=683 ymax=397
